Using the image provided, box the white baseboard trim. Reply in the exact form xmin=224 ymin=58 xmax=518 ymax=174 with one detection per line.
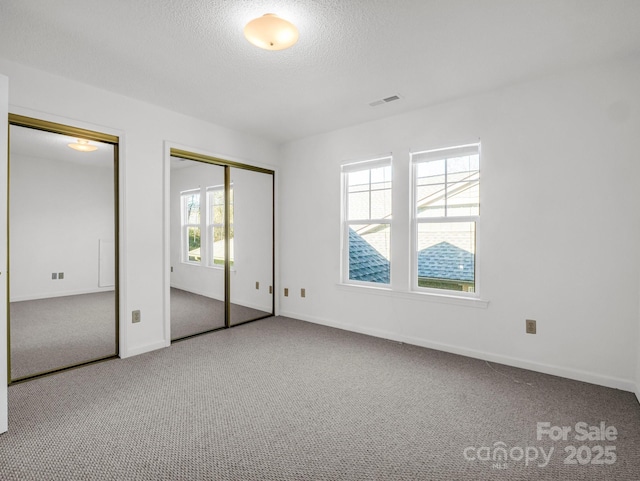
xmin=120 ymin=339 xmax=168 ymax=359
xmin=170 ymin=284 xmax=270 ymax=312
xmin=11 ymin=287 xmax=115 ymax=303
xmin=280 ymin=310 xmax=636 ymax=394
xmin=636 ymin=386 xmax=640 ymax=406
xmin=170 ymin=284 xmax=222 ymax=302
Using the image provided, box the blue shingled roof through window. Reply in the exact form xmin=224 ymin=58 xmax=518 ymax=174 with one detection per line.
xmin=417 ymin=241 xmax=474 ymax=282
xmin=348 ymin=228 xmax=390 ymax=283
xmin=348 ymin=230 xmax=474 ymax=284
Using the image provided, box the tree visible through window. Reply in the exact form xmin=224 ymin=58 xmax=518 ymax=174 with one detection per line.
xmin=207 ymin=185 xmax=234 ymax=267
xmin=181 ymin=185 xmax=233 ymax=267
xmin=181 ymin=190 xmax=201 ymax=263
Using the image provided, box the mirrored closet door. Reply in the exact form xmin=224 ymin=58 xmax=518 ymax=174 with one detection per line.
xmin=8 ymin=117 xmax=119 ymax=382
xmin=169 ymin=151 xmax=274 ymax=339
xmin=170 ymin=158 xmax=226 ymax=339
xmin=229 ymin=167 xmax=273 ymax=326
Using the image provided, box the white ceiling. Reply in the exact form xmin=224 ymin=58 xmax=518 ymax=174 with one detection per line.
xmin=10 ymin=125 xmax=114 ymax=167
xmin=1 ymin=1 xmax=639 ymax=144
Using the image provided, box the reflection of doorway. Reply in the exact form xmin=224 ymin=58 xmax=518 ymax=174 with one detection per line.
xmin=8 ymin=115 xmax=119 ymax=382
xmin=168 ymin=150 xmax=274 ymax=341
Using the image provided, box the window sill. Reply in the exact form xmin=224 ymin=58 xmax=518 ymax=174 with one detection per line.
xmin=206 ymin=265 xmax=236 ymax=272
xmin=336 ymin=283 xmax=489 ymax=308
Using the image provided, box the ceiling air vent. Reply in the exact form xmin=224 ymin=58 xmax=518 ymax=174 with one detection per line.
xmin=369 ymin=95 xmax=402 ymax=107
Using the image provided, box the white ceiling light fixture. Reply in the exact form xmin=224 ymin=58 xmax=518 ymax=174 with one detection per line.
xmin=67 ymin=139 xmax=98 ymax=152
xmin=244 ymin=13 xmax=299 ymax=51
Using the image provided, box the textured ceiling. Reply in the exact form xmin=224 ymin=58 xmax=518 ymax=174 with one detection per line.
xmin=0 ymin=1 xmax=639 ymax=144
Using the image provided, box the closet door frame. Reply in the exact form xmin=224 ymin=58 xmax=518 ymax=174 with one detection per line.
xmin=165 ymin=147 xmax=275 ymax=338
xmin=7 ymin=114 xmax=120 ymax=383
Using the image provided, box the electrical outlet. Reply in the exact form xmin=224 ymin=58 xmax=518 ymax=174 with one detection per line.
xmin=132 ymin=310 xmax=141 ymax=323
xmin=301 ymin=288 xmax=306 ymax=298
xmin=52 ymin=273 xmax=57 ymax=280
xmin=526 ymin=319 xmax=537 ymax=334
xmin=256 ymin=281 xmax=260 ymax=290
xmin=58 ymin=272 xmax=64 ymax=280
xmin=284 ymin=288 xmax=289 ymax=297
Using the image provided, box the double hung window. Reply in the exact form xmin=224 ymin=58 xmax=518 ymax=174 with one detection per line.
xmin=181 ymin=190 xmax=201 ymax=263
xmin=181 ymin=185 xmax=234 ymax=267
xmin=412 ymin=144 xmax=480 ymax=294
xmin=341 ymin=157 xmax=392 ymax=285
xmin=207 ymin=185 xmax=234 ymax=267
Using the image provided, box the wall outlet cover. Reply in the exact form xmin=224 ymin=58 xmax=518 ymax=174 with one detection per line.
xmin=526 ymin=319 xmax=537 ymax=334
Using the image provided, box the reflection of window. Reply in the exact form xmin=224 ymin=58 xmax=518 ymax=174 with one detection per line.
xmin=207 ymin=184 xmax=234 ymax=267
xmin=181 ymin=190 xmax=201 ymax=263
xmin=412 ymin=144 xmax=480 ymax=294
xmin=342 ymin=157 xmax=392 ymax=285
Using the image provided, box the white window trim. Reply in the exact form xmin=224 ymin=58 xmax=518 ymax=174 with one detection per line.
xmin=181 ymin=185 xmax=235 ymax=270
xmin=205 ymin=184 xmax=234 ymax=270
xmin=340 ymin=156 xmax=392 ymax=287
xmin=335 ymin=282 xmax=489 ymax=308
xmin=410 ymin=143 xmax=481 ymax=299
xmin=180 ymin=188 xmax=202 ymax=266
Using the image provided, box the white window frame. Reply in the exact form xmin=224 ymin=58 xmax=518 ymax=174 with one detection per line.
xmin=206 ymin=183 xmax=233 ymax=269
xmin=411 ymin=143 xmax=480 ymax=298
xmin=341 ymin=156 xmax=392 ymax=287
xmin=180 ymin=188 xmax=202 ymax=265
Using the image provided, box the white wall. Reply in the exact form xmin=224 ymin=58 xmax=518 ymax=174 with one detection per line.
xmin=9 ymin=152 xmax=114 ymax=301
xmin=0 ymin=58 xmax=279 ymax=358
xmin=279 ymin=54 xmax=640 ymax=392
xmin=0 ymin=74 xmax=9 ymax=434
xmin=170 ymin=162 xmax=274 ymax=312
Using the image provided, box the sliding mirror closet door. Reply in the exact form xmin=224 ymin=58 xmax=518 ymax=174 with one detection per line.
xmin=9 ymin=123 xmax=118 ymax=381
xmin=170 ymin=158 xmax=226 ymax=339
xmin=229 ymin=167 xmax=274 ymax=325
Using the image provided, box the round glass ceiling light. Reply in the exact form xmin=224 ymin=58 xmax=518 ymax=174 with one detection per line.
xmin=244 ymin=13 xmax=299 ymax=51
xmin=68 ymin=139 xmax=98 ymax=152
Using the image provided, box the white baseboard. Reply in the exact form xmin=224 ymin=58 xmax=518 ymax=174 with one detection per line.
xmin=170 ymin=284 xmax=270 ymax=312
xmin=11 ymin=287 xmax=115 ymax=303
xmin=636 ymin=386 xmax=640 ymax=406
xmin=170 ymin=284 xmax=223 ymax=302
xmin=280 ymin=310 xmax=636 ymax=394
xmin=120 ymin=339 xmax=168 ymax=359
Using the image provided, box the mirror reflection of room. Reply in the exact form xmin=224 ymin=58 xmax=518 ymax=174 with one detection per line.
xmin=9 ymin=125 xmax=117 ymax=381
xmin=170 ymin=158 xmax=226 ymax=339
xmin=170 ymin=158 xmax=273 ymax=339
xmin=229 ymin=166 xmax=273 ymax=326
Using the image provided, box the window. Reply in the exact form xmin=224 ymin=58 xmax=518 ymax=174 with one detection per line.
xmin=207 ymin=184 xmax=234 ymax=267
xmin=181 ymin=189 xmax=201 ymax=263
xmin=412 ymin=144 xmax=480 ymax=294
xmin=342 ymin=157 xmax=392 ymax=285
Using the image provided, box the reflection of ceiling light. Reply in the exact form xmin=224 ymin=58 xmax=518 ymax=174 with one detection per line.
xmin=244 ymin=13 xmax=299 ymax=51
xmin=68 ymin=139 xmax=97 ymax=152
